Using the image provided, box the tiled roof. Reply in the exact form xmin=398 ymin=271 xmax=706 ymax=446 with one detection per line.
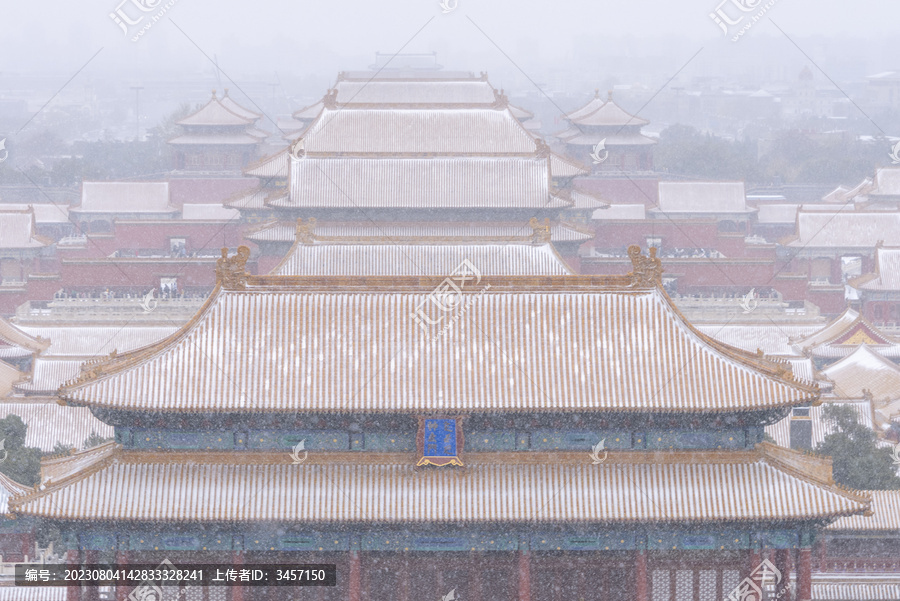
xmin=565 ymin=92 xmax=649 ymax=127
xmin=0 ymin=403 xmax=112 ymax=452
xmin=793 ymin=308 xmax=900 ymax=359
xmin=765 ymin=399 xmax=873 ymax=449
xmin=828 ymin=490 xmax=900 ymax=531
xmin=593 ymin=204 xmax=646 ymax=220
xmin=698 ymin=324 xmax=820 ymax=356
xmin=856 ymin=246 xmax=900 ymax=291
xmin=12 ymin=358 xmax=82 ymax=394
xmin=568 ymin=190 xmax=609 ymax=210
xmin=219 ymin=91 xmax=262 ymax=121
xmin=243 ymin=149 xmax=289 ymax=178
xmin=333 ymin=80 xmax=497 ymax=105
xmin=813 ymin=581 xmax=900 ymax=601
xmin=871 ymin=167 xmax=900 ymax=197
xmin=292 ymin=101 xmax=323 ymax=121
xmin=787 ymin=211 xmax=900 ymax=248
xmin=176 ymin=94 xmax=254 ymax=127
xmin=11 ymin=445 xmax=867 ymax=523
xmin=756 ymin=203 xmax=799 ymax=224
xmin=59 ymin=275 xmax=816 ymax=413
xmin=225 ymin=189 xmax=284 ymax=210
xmin=0 ymin=586 xmax=67 ymax=601
xmin=0 ymin=317 xmax=47 ymax=354
xmin=0 ymin=471 xmax=30 ymax=516
xmin=549 ymin=153 xmax=590 ymax=177
xmin=76 ymin=182 xmax=175 ymax=214
xmin=247 ymin=221 xmax=591 ymax=244
xmin=273 ymin=243 xmax=573 ymax=276
xmin=300 ymin=108 xmax=537 ymax=154
xmin=168 ymin=133 xmax=264 ymax=145
xmin=656 ymin=182 xmax=750 ymax=214
xmin=282 ymin=157 xmax=568 ymax=210
xmin=17 ymin=325 xmax=177 ymax=357
xmin=2 ymin=203 xmax=70 ymax=224
xmin=180 ymin=204 xmax=241 ymax=221
xmin=821 ymin=345 xmax=900 ymax=401
xmin=0 ymin=209 xmax=50 ymax=249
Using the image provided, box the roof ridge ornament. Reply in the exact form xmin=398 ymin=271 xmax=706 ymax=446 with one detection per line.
xmin=492 ymin=88 xmax=508 ymax=109
xmin=627 ymin=245 xmax=663 ymax=287
xmin=528 ymin=217 xmax=552 ymax=245
xmin=297 ymin=218 xmax=317 ymax=244
xmin=290 ymin=138 xmax=306 ymax=160
xmin=323 ymin=88 xmax=338 ymax=109
xmin=534 ymin=138 xmax=551 ymax=158
xmin=216 ymin=246 xmax=251 ymax=290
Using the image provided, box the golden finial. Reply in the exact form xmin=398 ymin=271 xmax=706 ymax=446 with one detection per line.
xmin=297 ymin=218 xmax=317 ymax=244
xmin=211 ymin=89 xmax=217 ymax=98
xmin=627 ymin=246 xmax=663 ymax=287
xmin=529 ymin=218 xmax=552 ymax=245
xmin=216 ymin=246 xmax=251 ymax=290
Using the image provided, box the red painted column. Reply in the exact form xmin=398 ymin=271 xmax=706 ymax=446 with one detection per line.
xmin=517 ymin=550 xmax=531 ymax=601
xmin=115 ymin=551 xmax=129 ymax=601
xmin=816 ymin=538 xmax=828 ymax=572
xmin=348 ymin=551 xmax=361 ymax=601
xmin=84 ymin=550 xmax=100 ymax=601
xmin=748 ymin=547 xmax=761 ymax=581
xmin=797 ymin=547 xmax=812 ymax=601
xmin=774 ymin=549 xmax=793 ymax=601
xmin=635 ymin=549 xmax=649 ymax=601
xmin=399 ymin=552 xmax=410 ymax=601
xmin=231 ymin=551 xmax=244 ymax=601
xmin=67 ymin=549 xmax=80 ymax=601
xmin=469 ymin=552 xmax=482 ymax=601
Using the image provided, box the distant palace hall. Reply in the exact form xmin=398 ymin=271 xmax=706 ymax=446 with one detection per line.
xmin=0 ymin=59 xmax=890 ymax=601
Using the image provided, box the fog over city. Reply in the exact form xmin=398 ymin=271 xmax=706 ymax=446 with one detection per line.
xmin=1 ymin=2 xmax=900 ymax=601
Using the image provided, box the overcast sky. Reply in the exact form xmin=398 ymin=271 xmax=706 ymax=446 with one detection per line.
xmin=1 ymin=0 xmax=897 ymax=130
xmin=2 ymin=0 xmax=896 ymax=75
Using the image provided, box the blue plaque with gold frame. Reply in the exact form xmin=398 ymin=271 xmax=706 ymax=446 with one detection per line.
xmin=416 ymin=416 xmax=464 ymax=466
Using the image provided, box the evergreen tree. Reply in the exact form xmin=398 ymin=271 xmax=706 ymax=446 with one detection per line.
xmin=816 ymin=404 xmax=900 ymax=490
xmin=0 ymin=415 xmax=42 ymax=487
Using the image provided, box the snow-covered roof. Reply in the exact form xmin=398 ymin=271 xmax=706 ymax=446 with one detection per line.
xmin=765 ymin=399 xmax=873 ymax=449
xmin=17 ymin=325 xmax=177 ymax=358
xmin=299 ymin=107 xmax=537 ymax=154
xmin=698 ymin=324 xmax=821 ymax=356
xmin=273 ymin=242 xmax=573 ymax=277
xmin=11 ymin=444 xmax=867 ymax=523
xmin=593 ymin=204 xmax=646 ymax=220
xmin=871 ymin=167 xmax=900 ymax=197
xmin=0 ymin=209 xmax=50 ymax=249
xmin=787 ymin=211 xmax=900 ymax=248
xmin=565 ymin=91 xmax=649 ymax=126
xmin=243 ymin=149 xmax=289 ymax=178
xmin=248 ymin=221 xmax=592 ymax=245
xmin=76 ymin=182 xmax=175 ymax=214
xmin=282 ymin=157 xmax=569 ymax=210
xmin=2 ymin=203 xmax=70 ymax=224
xmin=12 ymin=358 xmax=83 ymax=394
xmin=176 ymin=92 xmax=255 ymax=127
xmin=333 ymin=79 xmax=497 ymax=105
xmin=58 ymin=261 xmax=815 ymax=414
xmin=792 ymin=307 xmax=900 ymax=359
xmin=0 ymin=402 xmax=112 ymax=453
xmin=829 ymin=490 xmax=900 ymax=531
xmin=180 ymin=204 xmax=241 ymax=221
xmin=820 ymin=345 xmax=900 ymax=401
xmin=655 ymin=182 xmax=751 ymax=214
xmin=0 ymin=471 xmax=30 ymax=515
xmin=856 ymin=246 xmax=900 ymax=291
xmin=756 ymin=203 xmax=799 ymax=224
